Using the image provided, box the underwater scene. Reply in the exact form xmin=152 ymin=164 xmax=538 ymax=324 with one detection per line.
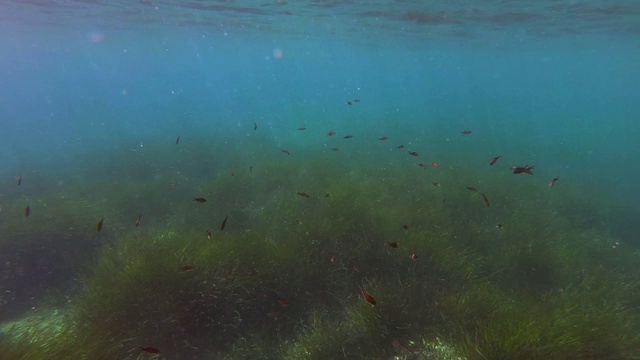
xmin=1 ymin=1 xmax=640 ymax=359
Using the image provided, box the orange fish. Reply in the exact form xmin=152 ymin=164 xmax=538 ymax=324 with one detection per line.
xmin=135 ymin=215 xmax=142 ymax=227
xmin=430 ymin=162 xmax=439 ymax=168
xmin=378 ymin=136 xmax=389 ymax=141
xmin=25 ymin=204 xmax=30 ymax=217
xmin=97 ymin=218 xmax=104 ymax=232
xmin=461 ymin=130 xmax=472 ymax=135
xmin=489 ymin=156 xmax=501 ymax=166
xmin=482 ymin=193 xmax=490 ymax=207
xmin=206 ymin=231 xmax=212 ymax=239
xmin=297 ymin=192 xmax=310 ymax=198
xmin=180 ymin=265 xmax=194 ymax=271
xmin=466 ymin=186 xmax=477 ymax=192
xmin=360 ymin=289 xmax=376 ymax=305
xmin=220 ymin=215 xmax=229 ymax=231
xmin=277 ymin=298 xmax=289 ymax=306
xmin=387 ymin=241 xmax=399 ymax=248
xmin=140 ymin=346 xmax=160 ymax=353
xmin=193 ymin=197 xmax=207 ymax=203
xmin=408 ymin=151 xmax=419 ymax=156
xmin=281 ymin=149 xmax=291 ymax=155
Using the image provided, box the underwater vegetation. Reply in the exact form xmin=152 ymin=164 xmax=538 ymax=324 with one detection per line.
xmin=1 ymin=134 xmax=639 ymax=360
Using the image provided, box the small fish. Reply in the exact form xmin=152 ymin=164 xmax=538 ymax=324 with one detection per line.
xmin=354 ymin=99 xmax=360 ymax=103
xmin=297 ymin=127 xmax=306 ymax=131
xmin=461 ymin=130 xmax=472 ymax=135
xmin=489 ymin=156 xmax=502 ymax=166
xmin=281 ymin=149 xmax=290 ymax=155
xmin=419 ymin=163 xmax=427 ymax=169
xmin=276 ymin=298 xmax=289 ymax=306
xmin=360 ymin=289 xmax=376 ymax=305
xmin=206 ymin=231 xmax=212 ymax=239
xmin=249 ymin=166 xmax=253 ymax=173
xmin=466 ymin=186 xmax=477 ymax=192
xmin=378 ymin=136 xmax=389 ymax=141
xmin=97 ymin=218 xmax=104 ymax=232
xmin=297 ymin=192 xmax=310 ymax=198
xmin=135 ymin=215 xmax=142 ymax=227
xmin=230 ymin=168 xmax=235 ymax=176
xmin=180 ymin=265 xmax=194 ymax=271
xmin=408 ymin=151 xmax=419 ymax=156
xmin=253 ymin=122 xmax=258 ymax=130
xmin=220 ymin=215 xmax=229 ymax=231
xmin=343 ymin=135 xmax=353 ymax=139
xmin=296 ymin=219 xmax=303 ymax=225
xmin=331 ymin=147 xmax=340 ymax=152
xmin=482 ymin=193 xmax=490 ymax=207
xmin=432 ymin=182 xmax=441 ymax=187
xmin=25 ymin=205 xmax=30 ymax=217
xmin=193 ymin=197 xmax=207 ymax=203
xmin=549 ymin=176 xmax=560 ymax=187
xmin=496 ymin=223 xmax=503 ymax=229
xmin=352 ymin=264 xmax=361 ymax=272
xmin=17 ymin=176 xmax=22 ymax=185
xmin=176 ymin=136 xmax=180 ymax=145
xmin=511 ymin=165 xmax=535 ymax=175
xmin=397 ymin=144 xmax=405 ymax=149
xmin=410 ymin=252 xmax=418 ymax=260
xmin=330 ymin=254 xmax=337 ymax=262
xmin=430 ymin=162 xmax=439 ymax=168
xmin=324 ymin=193 xmax=331 ymax=198
xmin=346 ymin=101 xmax=352 ymax=105
xmin=387 ymin=241 xmax=399 ymax=248
xmin=401 ymin=224 xmax=409 ymax=230
xmin=327 ymin=131 xmax=335 ymax=136
xmin=140 ymin=346 xmax=160 ymax=354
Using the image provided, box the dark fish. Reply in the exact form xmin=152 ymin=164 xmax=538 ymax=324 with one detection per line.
xmin=176 ymin=136 xmax=180 ymax=145
xmin=324 ymin=193 xmax=331 ymax=198
xmin=419 ymin=163 xmax=427 ymax=169
xmin=297 ymin=127 xmax=306 ymax=131
xmin=512 ymin=165 xmax=534 ymax=175
xmin=461 ymin=130 xmax=472 ymax=135
xmin=378 ymin=136 xmax=389 ymax=141
xmin=253 ymin=122 xmax=258 ymax=130
xmin=140 ymin=346 xmax=160 ymax=354
xmin=331 ymin=147 xmax=340 ymax=152
xmin=330 ymin=254 xmax=337 ymax=262
xmin=193 ymin=197 xmax=207 ymax=203
xmin=328 ymin=131 xmax=335 ymax=136
xmin=97 ymin=218 xmax=104 ymax=232
xmin=387 ymin=241 xmax=399 ymax=248
xmin=220 ymin=215 xmax=228 ymax=231
xmin=25 ymin=205 xmax=30 ymax=217
xmin=432 ymin=182 xmax=441 ymax=187
xmin=496 ymin=223 xmax=503 ymax=229
xmin=135 ymin=215 xmax=141 ymax=227
xmin=281 ymin=149 xmax=290 ymax=155
xmin=276 ymin=298 xmax=289 ymax=306
xmin=343 ymin=135 xmax=353 ymax=139
xmin=297 ymin=192 xmax=310 ymax=198
xmin=402 ymin=224 xmax=409 ymax=230
xmin=249 ymin=166 xmax=253 ymax=173
xmin=466 ymin=186 xmax=477 ymax=192
xmin=489 ymin=156 xmax=502 ymax=166
xmin=17 ymin=176 xmax=22 ymax=185
xmin=360 ymin=289 xmax=376 ymax=305
xmin=408 ymin=151 xmax=419 ymax=156
xmin=230 ymin=168 xmax=235 ymax=176
xmin=482 ymin=193 xmax=490 ymax=207
xmin=354 ymin=99 xmax=360 ymax=103
xmin=397 ymin=144 xmax=405 ymax=149
xmin=180 ymin=265 xmax=194 ymax=271
xmin=346 ymin=101 xmax=352 ymax=105
xmin=549 ymin=176 xmax=560 ymax=187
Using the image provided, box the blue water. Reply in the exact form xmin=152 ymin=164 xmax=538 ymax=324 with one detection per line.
xmin=1 ymin=1 xmax=640 ymax=356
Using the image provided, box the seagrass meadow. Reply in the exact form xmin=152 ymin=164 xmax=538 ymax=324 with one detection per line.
xmin=1 ymin=131 xmax=639 ymax=360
